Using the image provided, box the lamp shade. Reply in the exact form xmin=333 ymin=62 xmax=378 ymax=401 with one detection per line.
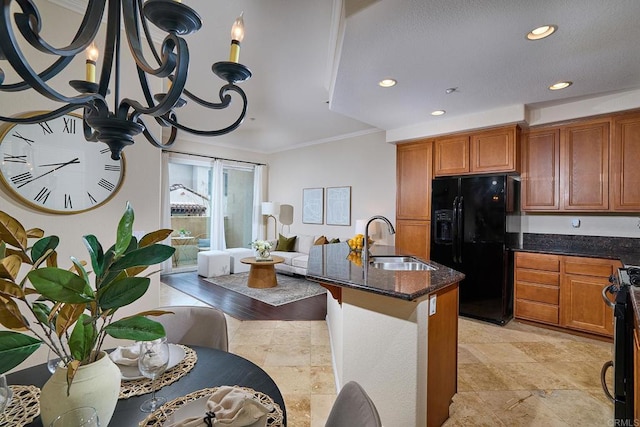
xmin=355 ymin=219 xmax=366 ymax=235
xmin=279 ymin=204 xmax=294 ymax=225
xmin=261 ymin=202 xmax=280 ymax=216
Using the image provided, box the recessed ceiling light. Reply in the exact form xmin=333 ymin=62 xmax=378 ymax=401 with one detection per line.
xmin=378 ymin=78 xmax=397 ymax=88
xmin=431 ymin=110 xmax=446 ymax=116
xmin=549 ymin=81 xmax=572 ymax=90
xmin=526 ymin=25 xmax=557 ymax=40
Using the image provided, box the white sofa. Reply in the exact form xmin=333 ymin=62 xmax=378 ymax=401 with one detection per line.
xmin=270 ymin=234 xmax=347 ymax=276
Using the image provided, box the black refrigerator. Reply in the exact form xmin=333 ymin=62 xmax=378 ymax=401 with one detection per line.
xmin=430 ymin=174 xmax=520 ymax=325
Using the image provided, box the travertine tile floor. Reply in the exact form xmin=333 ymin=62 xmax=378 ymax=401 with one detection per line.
xmin=161 ymin=283 xmax=614 ymax=426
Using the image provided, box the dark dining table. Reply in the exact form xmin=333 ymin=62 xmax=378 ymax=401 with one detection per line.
xmin=7 ymin=346 xmax=287 ymax=426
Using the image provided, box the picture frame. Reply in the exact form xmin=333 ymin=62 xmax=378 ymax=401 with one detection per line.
xmin=326 ymin=186 xmax=351 ymax=226
xmin=302 ymin=187 xmax=324 ymax=224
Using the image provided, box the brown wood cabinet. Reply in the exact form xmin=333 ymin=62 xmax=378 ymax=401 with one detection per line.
xmin=395 ymin=219 xmax=430 ymax=260
xmin=397 ymin=140 xmax=432 ymax=220
xmin=515 ymin=252 xmax=619 ymax=338
xmin=396 ymin=140 xmax=433 ymax=260
xmin=561 ymin=120 xmax=610 ymax=210
xmin=521 ymin=128 xmax=560 ymax=210
xmin=433 ymin=125 xmax=519 ymax=176
xmin=561 ymin=256 xmax=619 ymax=337
xmin=611 ymin=112 xmax=640 ymax=211
xmin=514 ymin=252 xmax=561 ymax=325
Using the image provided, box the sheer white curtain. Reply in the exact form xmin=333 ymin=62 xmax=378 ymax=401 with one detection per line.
xmin=252 ymin=165 xmax=266 ymax=241
xmin=160 ymin=151 xmax=172 ymax=273
xmin=210 ymin=160 xmax=226 ymax=250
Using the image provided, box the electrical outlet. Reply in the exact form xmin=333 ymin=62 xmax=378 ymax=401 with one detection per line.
xmin=429 ymin=295 xmax=437 ymax=316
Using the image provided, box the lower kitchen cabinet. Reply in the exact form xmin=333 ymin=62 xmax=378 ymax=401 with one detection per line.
xmin=515 ymin=252 xmax=561 ymax=325
xmin=395 ymin=219 xmax=430 ymax=260
xmin=635 ymin=322 xmax=640 ymax=421
xmin=561 ymin=256 xmax=619 ymax=337
xmin=515 ymin=251 xmax=619 ymax=338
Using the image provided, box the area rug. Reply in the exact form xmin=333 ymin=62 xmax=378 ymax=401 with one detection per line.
xmin=202 ymin=272 xmax=326 ymax=306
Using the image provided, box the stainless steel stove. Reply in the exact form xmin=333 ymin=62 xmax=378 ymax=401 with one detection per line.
xmin=601 ymin=266 xmax=637 ymax=423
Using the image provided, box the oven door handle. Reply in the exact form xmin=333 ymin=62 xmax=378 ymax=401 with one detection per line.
xmin=601 ymin=360 xmax=615 ymax=403
xmin=601 ymin=284 xmax=616 ymax=309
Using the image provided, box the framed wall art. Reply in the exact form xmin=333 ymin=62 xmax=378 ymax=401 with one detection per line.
xmin=326 ymin=186 xmax=351 ymax=226
xmin=302 ymin=187 xmax=324 ymax=224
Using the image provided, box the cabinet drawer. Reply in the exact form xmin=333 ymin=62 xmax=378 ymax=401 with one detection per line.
xmin=563 ymin=258 xmax=619 ymax=277
xmin=516 ymin=282 xmax=559 ymax=305
xmin=515 ymin=299 xmax=559 ymax=325
xmin=515 ymin=269 xmax=560 ymax=286
xmin=516 ymin=253 xmax=560 ymax=272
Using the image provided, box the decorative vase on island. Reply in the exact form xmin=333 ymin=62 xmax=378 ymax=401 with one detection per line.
xmin=39 ymin=352 xmax=121 ymax=427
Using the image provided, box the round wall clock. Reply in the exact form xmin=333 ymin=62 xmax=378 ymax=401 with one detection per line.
xmin=0 ymin=112 xmax=125 ymax=214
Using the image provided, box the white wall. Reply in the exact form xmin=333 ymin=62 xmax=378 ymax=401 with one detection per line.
xmin=267 ymin=130 xmax=397 ymax=242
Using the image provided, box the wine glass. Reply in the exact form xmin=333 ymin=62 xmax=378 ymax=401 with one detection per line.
xmin=138 ymin=337 xmax=170 ymax=413
xmin=49 ymin=406 xmax=99 ymax=427
xmin=0 ymin=374 xmax=12 ymax=413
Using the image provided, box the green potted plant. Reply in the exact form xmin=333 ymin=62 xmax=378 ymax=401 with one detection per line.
xmin=0 ymin=203 xmax=175 ymax=425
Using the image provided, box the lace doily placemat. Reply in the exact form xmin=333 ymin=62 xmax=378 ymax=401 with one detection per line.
xmin=0 ymin=385 xmax=41 ymax=426
xmin=119 ymin=345 xmax=197 ymax=400
xmin=139 ymin=386 xmax=284 ymax=427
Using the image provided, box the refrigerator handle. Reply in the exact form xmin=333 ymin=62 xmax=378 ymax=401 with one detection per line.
xmin=452 ymin=196 xmax=459 ymax=263
xmin=457 ymin=196 xmax=464 ymax=263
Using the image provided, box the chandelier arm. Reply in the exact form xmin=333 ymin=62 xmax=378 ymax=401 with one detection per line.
xmin=0 ymin=1 xmax=101 ymax=103
xmin=0 ymin=104 xmax=82 ymax=124
xmin=0 ymin=56 xmax=73 ymax=92
xmin=122 ymin=0 xmax=176 ymax=78
xmin=160 ymin=86 xmax=248 ymax=137
xmin=180 ymin=84 xmax=238 ymax=110
xmin=136 ymin=115 xmax=177 ymax=149
xmin=13 ymin=0 xmax=105 ymax=56
xmin=137 ymin=0 xmax=162 ymax=65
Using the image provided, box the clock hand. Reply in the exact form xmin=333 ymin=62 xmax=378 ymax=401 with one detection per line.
xmin=17 ymin=157 xmax=80 ymax=188
xmin=37 ymin=159 xmax=81 ymax=167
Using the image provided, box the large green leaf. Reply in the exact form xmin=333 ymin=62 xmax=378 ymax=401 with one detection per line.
xmin=82 ymin=234 xmax=104 ymax=278
xmin=0 ymin=331 xmax=41 ymax=374
xmin=70 ymin=256 xmax=94 ymax=298
xmin=32 ymin=302 xmax=52 ymax=326
xmin=115 ymin=203 xmax=134 ymax=257
xmin=98 ymin=276 xmax=150 ymax=309
xmin=105 ymin=316 xmax=165 ymax=341
xmin=110 ymin=244 xmax=175 ymax=271
xmin=28 ymin=268 xmax=93 ymax=304
xmin=31 ymin=236 xmax=59 ymax=265
xmin=68 ymin=314 xmax=96 ymax=362
xmin=139 ymin=229 xmax=173 ymax=247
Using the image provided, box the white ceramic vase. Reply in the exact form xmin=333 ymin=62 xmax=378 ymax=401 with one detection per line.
xmin=39 ymin=351 xmax=121 ymax=427
xmin=256 ymin=249 xmax=271 ymax=260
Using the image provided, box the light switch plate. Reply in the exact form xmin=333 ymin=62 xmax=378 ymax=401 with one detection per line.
xmin=429 ymin=295 xmax=437 ymax=316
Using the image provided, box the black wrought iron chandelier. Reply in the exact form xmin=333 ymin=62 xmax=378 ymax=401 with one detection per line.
xmin=0 ymin=0 xmax=252 ymax=160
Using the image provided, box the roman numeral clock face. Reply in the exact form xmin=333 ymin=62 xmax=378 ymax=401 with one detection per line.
xmin=0 ymin=113 xmax=125 ymax=214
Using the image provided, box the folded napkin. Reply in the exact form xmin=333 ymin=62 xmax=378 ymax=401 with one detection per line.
xmin=109 ymin=343 xmax=140 ymax=366
xmin=167 ymin=386 xmax=273 ymax=427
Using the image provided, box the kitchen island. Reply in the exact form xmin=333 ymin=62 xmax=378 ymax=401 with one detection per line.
xmin=306 ymin=243 xmax=464 ymax=427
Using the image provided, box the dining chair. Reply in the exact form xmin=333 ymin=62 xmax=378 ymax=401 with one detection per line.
xmin=325 ymin=381 xmax=382 ymax=427
xmin=154 ymin=306 xmax=229 ymax=351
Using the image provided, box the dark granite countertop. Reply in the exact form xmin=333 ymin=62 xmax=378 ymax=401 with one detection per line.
xmin=305 ymin=243 xmax=465 ymax=301
xmin=510 ymin=233 xmax=640 ymax=267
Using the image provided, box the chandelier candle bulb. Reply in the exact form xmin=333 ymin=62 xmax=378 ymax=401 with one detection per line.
xmin=229 ymin=13 xmax=245 ymax=63
xmin=85 ymin=42 xmax=99 ymax=83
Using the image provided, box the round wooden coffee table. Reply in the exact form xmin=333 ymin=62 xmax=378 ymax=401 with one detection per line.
xmin=240 ymin=256 xmax=285 ymax=288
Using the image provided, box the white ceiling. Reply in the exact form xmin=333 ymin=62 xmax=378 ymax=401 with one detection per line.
xmin=54 ymin=0 xmax=640 ymax=153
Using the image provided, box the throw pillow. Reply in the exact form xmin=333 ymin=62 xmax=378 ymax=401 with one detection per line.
xmin=276 ymin=234 xmax=297 ymax=251
xmin=314 ymin=236 xmax=328 ymax=245
xmin=329 ymin=238 xmax=340 ymax=243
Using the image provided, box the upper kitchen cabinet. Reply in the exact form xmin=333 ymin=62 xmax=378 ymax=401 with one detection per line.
xmin=522 ymin=116 xmax=617 ymax=212
xmin=397 ymin=140 xmax=433 ymax=220
xmin=434 ymin=125 xmax=519 ymax=176
xmin=611 ymin=111 xmax=640 ymax=211
xmin=521 ymin=128 xmax=561 ymax=211
xmin=561 ymin=119 xmax=610 ymax=211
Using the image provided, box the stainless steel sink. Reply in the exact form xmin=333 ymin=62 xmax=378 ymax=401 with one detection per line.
xmin=369 ymin=256 xmax=437 ymax=271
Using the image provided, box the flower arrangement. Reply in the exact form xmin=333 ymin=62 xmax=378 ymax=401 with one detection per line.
xmin=250 ymin=239 xmax=272 ymax=259
xmin=0 ymin=203 xmax=175 ymax=389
